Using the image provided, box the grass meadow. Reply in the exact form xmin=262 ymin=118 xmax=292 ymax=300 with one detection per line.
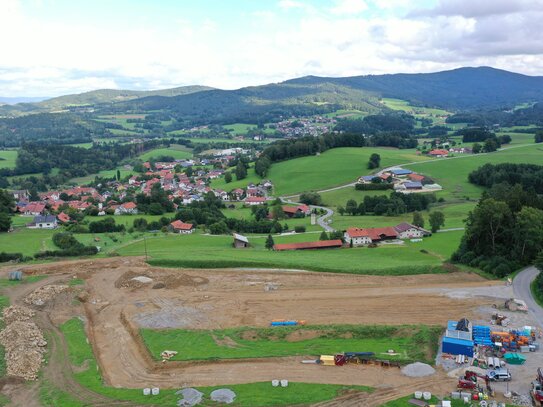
xmin=119 ymin=231 xmax=460 ymax=275
xmin=137 ymin=145 xmax=193 ymax=161
xmin=0 ymin=150 xmax=18 ymax=169
xmin=141 ymin=324 xmax=441 ymax=364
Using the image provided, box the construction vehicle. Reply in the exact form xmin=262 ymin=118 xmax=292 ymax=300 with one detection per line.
xmin=458 ymin=370 xmax=494 ymax=396
xmin=531 ymin=368 xmax=543 ymax=405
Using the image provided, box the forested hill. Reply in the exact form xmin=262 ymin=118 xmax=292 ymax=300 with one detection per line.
xmin=36 ymin=85 xmax=214 ymax=110
xmin=107 ymin=82 xmax=384 ymax=124
xmin=285 ymin=67 xmax=543 ymax=109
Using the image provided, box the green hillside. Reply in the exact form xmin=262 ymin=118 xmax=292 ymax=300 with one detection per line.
xmin=36 ymin=85 xmax=214 ymax=109
xmin=267 ymin=147 xmax=430 ymax=196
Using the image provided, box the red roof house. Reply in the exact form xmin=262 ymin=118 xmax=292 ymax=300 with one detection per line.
xmin=428 ymin=149 xmax=449 ymax=157
xmin=170 ymin=220 xmax=194 ymax=234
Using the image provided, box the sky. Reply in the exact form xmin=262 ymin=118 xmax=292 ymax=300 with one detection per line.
xmin=1 ymin=0 xmax=543 ymax=97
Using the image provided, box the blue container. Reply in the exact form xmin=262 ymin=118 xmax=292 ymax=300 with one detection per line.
xmin=442 ymin=337 xmax=474 ymax=357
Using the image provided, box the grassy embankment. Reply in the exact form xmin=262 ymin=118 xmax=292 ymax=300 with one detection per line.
xmin=40 ymin=318 xmax=373 ymax=406
xmin=141 ymin=324 xmax=441 ymax=364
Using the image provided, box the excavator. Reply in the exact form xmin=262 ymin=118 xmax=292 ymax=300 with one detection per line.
xmin=458 ymin=370 xmax=494 ymax=396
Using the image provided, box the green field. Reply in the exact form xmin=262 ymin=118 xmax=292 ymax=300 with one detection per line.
xmin=118 ymin=232 xmax=460 ymax=275
xmin=266 ymin=147 xmax=431 ymax=196
xmin=0 ymin=150 xmax=18 ymax=169
xmin=71 ymin=168 xmax=134 ymax=185
xmin=141 ymin=324 xmax=440 ymax=364
xmin=220 ymin=206 xmax=321 ymax=232
xmin=54 ymin=318 xmax=372 ymax=407
xmin=223 ymin=123 xmax=275 ymax=135
xmin=138 ymin=145 xmax=193 ymax=161
xmin=0 ymin=228 xmax=56 ymax=255
xmin=381 ymin=98 xmax=451 ymax=116
xmin=211 ymin=167 xmax=262 ymax=191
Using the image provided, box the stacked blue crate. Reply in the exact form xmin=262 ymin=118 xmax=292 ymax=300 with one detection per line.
xmin=473 ymin=325 xmax=493 ymax=346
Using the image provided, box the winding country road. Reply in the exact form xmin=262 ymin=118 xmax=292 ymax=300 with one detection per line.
xmin=513 ymin=266 xmax=543 ymax=328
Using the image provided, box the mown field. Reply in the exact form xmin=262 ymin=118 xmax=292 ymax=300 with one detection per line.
xmin=118 ymin=231 xmax=461 ymax=275
xmin=0 ymin=150 xmax=17 ymax=169
xmin=138 ymin=145 xmax=193 ymax=161
xmin=141 ymin=324 xmax=440 ymax=364
xmin=223 ymin=123 xmax=276 ymax=135
xmin=44 ymin=318 xmax=373 ymax=407
xmin=70 ymin=168 xmax=134 ymax=185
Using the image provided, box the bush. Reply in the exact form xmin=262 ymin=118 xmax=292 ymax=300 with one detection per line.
xmin=52 ymin=232 xmax=79 ymax=250
xmin=34 ymin=245 xmax=98 ymax=259
xmin=355 ymin=183 xmax=393 ymax=191
xmin=0 ymin=252 xmax=24 ymax=263
xmin=294 ymin=225 xmax=306 ymax=233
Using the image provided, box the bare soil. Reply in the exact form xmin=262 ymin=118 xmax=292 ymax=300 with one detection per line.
xmin=0 ymin=257 xmax=506 ymax=406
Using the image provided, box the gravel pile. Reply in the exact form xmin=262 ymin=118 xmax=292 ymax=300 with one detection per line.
xmin=0 ymin=320 xmax=47 ymax=380
xmin=210 ymin=389 xmax=236 ymax=404
xmin=176 ymin=388 xmax=204 ymax=406
xmin=2 ymin=305 xmax=35 ymax=325
xmin=401 ymin=362 xmax=436 ymax=377
xmin=24 ymin=284 xmax=69 ymax=306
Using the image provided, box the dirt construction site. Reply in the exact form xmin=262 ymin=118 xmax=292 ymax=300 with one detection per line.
xmin=0 ymin=257 xmax=537 ymax=406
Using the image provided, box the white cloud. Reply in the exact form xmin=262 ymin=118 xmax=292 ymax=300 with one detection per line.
xmin=330 ymin=0 xmax=368 ymax=15
xmin=1 ymin=0 xmax=543 ymax=96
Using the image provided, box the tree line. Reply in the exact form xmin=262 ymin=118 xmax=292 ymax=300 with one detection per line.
xmin=452 ymin=164 xmax=543 ymax=277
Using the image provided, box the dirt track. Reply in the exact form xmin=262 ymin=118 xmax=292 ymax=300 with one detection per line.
xmin=0 ymin=257 xmax=505 ymax=405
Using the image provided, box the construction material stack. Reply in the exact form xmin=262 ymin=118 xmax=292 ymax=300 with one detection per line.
xmin=473 ymin=325 xmax=492 ymax=347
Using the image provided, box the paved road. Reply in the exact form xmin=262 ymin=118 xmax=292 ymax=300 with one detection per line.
xmin=513 ymin=266 xmax=543 ymax=328
xmin=280 ymin=196 xmax=336 ymax=232
xmin=311 ymin=205 xmax=335 ymax=232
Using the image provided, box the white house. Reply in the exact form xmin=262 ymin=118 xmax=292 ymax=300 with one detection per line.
xmin=30 ymin=215 xmax=58 ymax=229
xmin=344 ymin=228 xmax=372 ymax=247
xmin=170 ymin=220 xmax=194 ymax=234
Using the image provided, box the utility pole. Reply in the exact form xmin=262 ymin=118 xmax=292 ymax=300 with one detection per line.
xmin=143 ymin=235 xmax=148 ymax=261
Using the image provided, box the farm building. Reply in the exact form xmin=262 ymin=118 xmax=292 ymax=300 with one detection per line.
xmin=344 ymin=227 xmax=398 ymax=247
xmin=282 ymin=204 xmax=311 ymax=217
xmin=358 ymin=175 xmax=378 ymax=184
xmin=170 ymin=220 xmax=194 ymax=234
xmin=233 ymin=233 xmax=249 ymax=248
xmin=393 ymin=222 xmax=430 ymax=239
xmin=407 ymin=173 xmax=425 ymax=182
xmin=273 ymin=240 xmax=343 ymax=251
xmin=428 ymin=149 xmax=449 ymax=157
xmin=389 ymin=168 xmax=412 ymax=177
